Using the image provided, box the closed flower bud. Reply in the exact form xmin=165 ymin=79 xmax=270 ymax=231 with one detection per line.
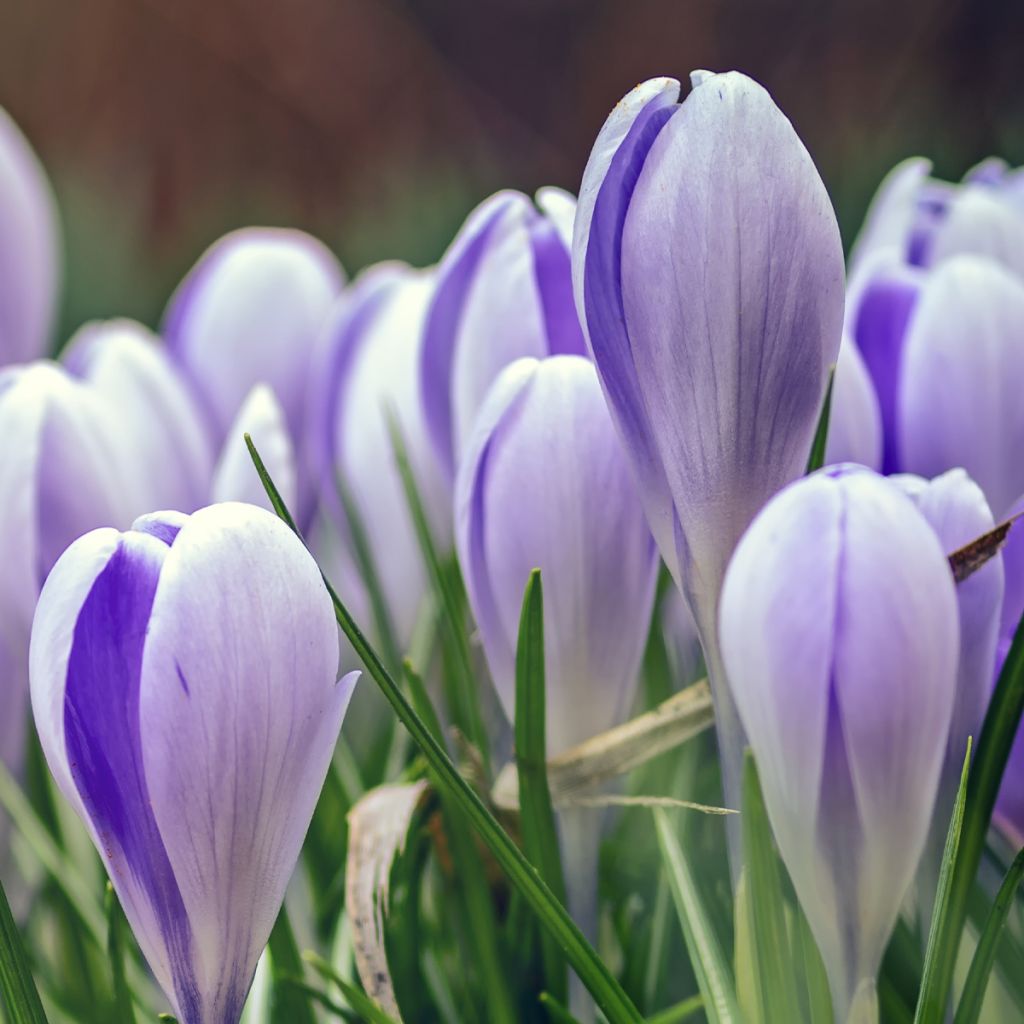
xmin=720 ymin=467 xmax=959 ymax=1020
xmin=824 ymin=337 xmax=883 ymax=471
xmin=421 ymin=188 xmax=587 ymax=480
xmin=0 ymin=105 xmax=59 ymax=366
xmin=30 ymin=503 xmax=356 ymax=1024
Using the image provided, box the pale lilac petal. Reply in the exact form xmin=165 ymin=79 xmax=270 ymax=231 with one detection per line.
xmin=661 ymin=587 xmax=704 ymax=689
xmin=620 ymin=72 xmax=845 ymax=615
xmin=456 ymin=356 xmax=657 ymax=755
xmin=847 ymin=157 xmax=930 ymax=274
xmin=0 ymin=106 xmax=59 ymax=365
xmin=1000 ymin=494 xmax=1024 ymax=642
xmin=571 ymin=78 xmax=681 ymax=580
xmin=899 ymin=255 xmax=1024 ymax=518
xmin=211 ymin=385 xmax=296 ymax=513
xmin=420 ymin=192 xmax=534 ymax=478
xmin=163 ymin=228 xmax=343 ymax=442
xmin=848 ymin=256 xmax=924 ymax=472
xmin=535 ymin=186 xmax=576 ymax=250
xmin=931 ymin=185 xmax=1024 ymax=280
xmin=63 ymin=319 xmax=214 ymax=514
xmin=824 ymin=337 xmax=882 ymax=470
xmin=139 ymin=503 xmax=350 ymax=1024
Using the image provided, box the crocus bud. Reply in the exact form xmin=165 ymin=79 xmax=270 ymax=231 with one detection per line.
xmin=824 ymin=337 xmax=882 ymax=471
xmin=456 ymin=355 xmax=657 ymax=1017
xmin=850 ymin=157 xmax=1024 ymax=279
xmin=571 ymin=71 xmax=845 ymax=808
xmin=420 ymin=189 xmax=587 ymax=480
xmin=898 ymin=255 xmax=1024 ymax=518
xmin=0 ymin=105 xmax=59 ymax=365
xmin=163 ymin=228 xmax=344 ymax=444
xmin=720 ymin=466 xmax=958 ymax=1021
xmin=892 ymin=470 xmax=1003 ymax=922
xmin=30 ymin=503 xmax=356 ymax=1024
xmin=308 ymin=263 xmax=449 ymax=649
xmin=62 ymin=319 xmax=214 ymax=515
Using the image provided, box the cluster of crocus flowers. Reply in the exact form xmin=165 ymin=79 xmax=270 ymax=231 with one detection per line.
xmin=1 ymin=56 xmax=1024 ymax=1024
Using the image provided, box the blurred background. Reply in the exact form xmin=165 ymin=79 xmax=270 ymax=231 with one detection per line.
xmin=1 ymin=0 xmax=1022 ymax=343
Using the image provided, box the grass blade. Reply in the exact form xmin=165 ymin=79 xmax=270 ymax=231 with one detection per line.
xmin=739 ymin=752 xmax=802 ymax=1023
xmin=653 ymin=808 xmax=740 ymax=1024
xmin=267 ymin=909 xmax=316 ymax=1024
xmin=647 ymin=994 xmax=705 ymax=1024
xmin=105 ymin=885 xmax=135 ymax=1024
xmin=0 ymin=871 xmax=50 ymax=1023
xmin=914 ymin=738 xmax=972 ymax=1024
xmin=953 ymin=845 xmax=1024 ymax=1024
xmin=385 ymin=411 xmax=491 ymax=769
xmin=805 ymin=365 xmax=835 ymax=474
xmin=515 ymin=570 xmax=569 ymax=1005
xmin=539 ymin=991 xmax=582 ymax=1024
xmin=246 ymin=436 xmax=645 ymax=1024
xmin=305 ymin=951 xmax=402 ymax=1024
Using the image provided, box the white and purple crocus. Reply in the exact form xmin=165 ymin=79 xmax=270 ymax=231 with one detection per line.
xmin=30 ymin=503 xmax=357 ymax=1024
xmin=720 ymin=466 xmax=959 ymax=1023
xmin=571 ymin=70 xmax=846 ymax=809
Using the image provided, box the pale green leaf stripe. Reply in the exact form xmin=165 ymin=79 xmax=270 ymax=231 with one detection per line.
xmin=953 ymin=845 xmax=1024 ymax=1024
xmin=915 ymin=738 xmax=972 ymax=1024
xmin=0 ymin=870 xmax=49 ymax=1024
xmin=247 ymin=435 xmax=645 ymax=1024
xmin=654 ymin=808 xmax=741 ymax=1024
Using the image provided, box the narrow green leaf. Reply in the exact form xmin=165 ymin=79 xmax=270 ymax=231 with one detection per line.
xmin=953 ymin=845 xmax=1024 ymax=1024
xmin=104 ymin=885 xmax=135 ymax=1024
xmin=304 ymin=952 xmax=400 ymax=1024
xmin=795 ymin=903 xmax=832 ymax=1023
xmin=267 ymin=909 xmax=316 ymax=1024
xmin=539 ymin=991 xmax=582 ymax=1024
xmin=246 ymin=436 xmax=645 ymax=1024
xmin=279 ymin=978 xmax=358 ymax=1022
xmin=515 ymin=570 xmax=569 ymax=1005
xmin=740 ymin=752 xmax=802 ymax=1022
xmin=805 ymin=365 xmax=836 ymax=474
xmin=401 ymin=659 xmax=447 ymax=751
xmin=919 ymin=603 xmax=1024 ymax=1021
xmin=647 ymin=993 xmax=705 ymax=1024
xmin=0 ymin=872 xmax=49 ymax=1024
xmin=915 ymin=737 xmax=973 ymax=1024
xmin=385 ymin=411 xmax=491 ymax=768
xmin=653 ymin=808 xmax=740 ymax=1024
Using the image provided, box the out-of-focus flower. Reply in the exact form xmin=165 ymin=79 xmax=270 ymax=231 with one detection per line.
xmin=850 ymin=157 xmax=1024 ymax=279
xmin=211 ymin=384 xmax=296 ymax=513
xmin=420 ymin=188 xmax=587 ymax=481
xmin=308 ymin=263 xmax=449 ymax=650
xmin=0 ymin=106 xmax=59 ymax=366
xmin=897 ymin=256 xmax=1024 ymax=518
xmin=571 ymin=71 xmax=844 ymax=806
xmin=892 ymin=469 xmax=1003 ymax=914
xmin=720 ymin=466 xmax=958 ymax=1021
xmin=30 ymin=504 xmax=356 ymax=1024
xmin=456 ymin=355 xmax=657 ymax=1013
xmin=163 ymin=227 xmax=343 ymax=447
xmin=823 ymin=337 xmax=882 ymax=470
xmin=660 ymin=587 xmax=704 ymax=690
xmin=63 ymin=319 xmax=214 ymax=515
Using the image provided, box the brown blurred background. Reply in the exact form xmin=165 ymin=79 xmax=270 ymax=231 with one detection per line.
xmin=1 ymin=0 xmax=1021 ymax=342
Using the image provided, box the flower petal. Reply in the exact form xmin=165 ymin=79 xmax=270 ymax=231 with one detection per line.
xmin=824 ymin=337 xmax=882 ymax=470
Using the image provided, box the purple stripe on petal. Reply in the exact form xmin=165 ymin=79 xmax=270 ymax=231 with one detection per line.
xmin=528 ymin=217 xmax=586 ymax=357
xmin=133 ymin=511 xmax=189 ymax=548
xmin=64 ymin=534 xmax=199 ymax=1020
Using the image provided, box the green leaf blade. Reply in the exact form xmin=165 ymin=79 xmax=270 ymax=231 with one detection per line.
xmin=0 ymin=872 xmax=50 ymax=1024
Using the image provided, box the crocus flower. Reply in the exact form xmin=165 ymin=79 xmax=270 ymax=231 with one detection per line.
xmin=456 ymin=354 xmax=658 ymax=1014
xmin=62 ymin=319 xmax=214 ymax=515
xmin=849 ymin=157 xmax=1024 ymax=279
xmin=308 ymin=262 xmax=449 ymax=651
xmin=0 ymin=105 xmax=59 ymax=366
xmin=892 ymin=469 xmax=1003 ymax=921
xmin=420 ymin=188 xmax=587 ymax=480
xmin=163 ymin=227 xmax=344 ymax=447
xmin=720 ymin=466 xmax=958 ymax=1021
xmin=0 ymin=362 xmax=127 ymax=872
xmin=823 ymin=337 xmax=882 ymax=471
xmin=30 ymin=503 xmax=356 ymax=1024
xmin=571 ymin=71 xmax=845 ymax=806
xmin=211 ymin=384 xmax=297 ymax=512
xmin=898 ymin=255 xmax=1024 ymax=518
